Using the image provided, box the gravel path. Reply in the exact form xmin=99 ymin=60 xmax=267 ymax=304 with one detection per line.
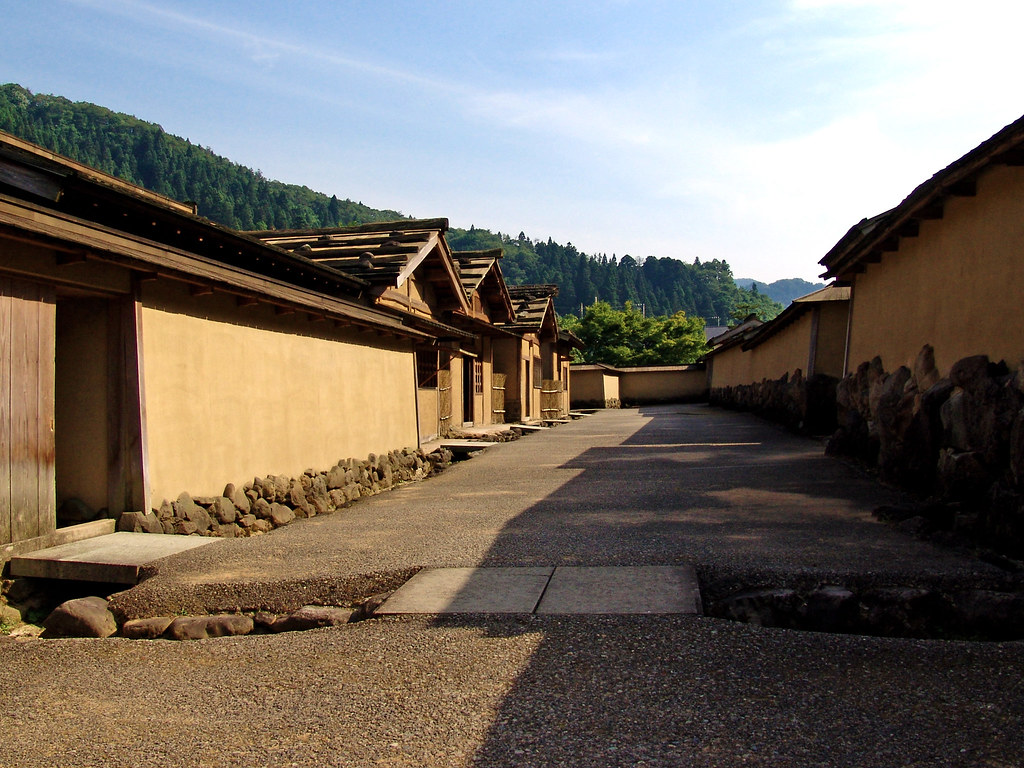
xmin=2 ymin=405 xmax=1022 ymax=767
xmin=112 ymin=405 xmax=1004 ymax=618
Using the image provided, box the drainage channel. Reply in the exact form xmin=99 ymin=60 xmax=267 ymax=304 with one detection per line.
xmin=6 ymin=567 xmax=1024 ymax=642
xmin=704 ymin=577 xmax=1024 ymax=642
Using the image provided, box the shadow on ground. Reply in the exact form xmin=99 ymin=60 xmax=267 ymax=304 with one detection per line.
xmin=433 ymin=405 xmax=1022 ymax=767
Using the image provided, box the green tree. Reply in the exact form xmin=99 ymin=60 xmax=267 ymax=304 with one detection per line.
xmin=561 ymin=302 xmax=706 ymax=366
xmin=729 ymin=285 xmax=783 ymax=325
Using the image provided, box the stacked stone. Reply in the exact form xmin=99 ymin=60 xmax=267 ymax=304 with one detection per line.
xmin=118 ymin=447 xmax=452 ymax=538
xmin=710 ymin=370 xmax=838 ymax=435
xmin=829 ymin=345 xmax=1024 ymax=554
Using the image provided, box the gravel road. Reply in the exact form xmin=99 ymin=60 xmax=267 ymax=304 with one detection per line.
xmin=2 ymin=405 xmax=1021 ymax=767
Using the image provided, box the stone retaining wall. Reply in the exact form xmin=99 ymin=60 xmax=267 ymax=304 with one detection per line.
xmin=710 ymin=344 xmax=1024 ymax=558
xmin=827 ymin=345 xmax=1024 ymax=556
xmin=709 ymin=369 xmax=838 ymax=435
xmin=117 ymin=447 xmax=452 ymax=539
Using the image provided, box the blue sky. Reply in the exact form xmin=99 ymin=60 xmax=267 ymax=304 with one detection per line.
xmin=2 ymin=0 xmax=1022 ymax=282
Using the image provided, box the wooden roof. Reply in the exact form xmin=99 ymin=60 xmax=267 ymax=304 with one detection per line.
xmin=820 ymin=112 xmax=1024 ymax=280
xmin=739 ymin=283 xmax=850 ymax=350
xmin=0 ymin=131 xmax=431 ymax=339
xmin=502 ymin=284 xmax=559 ymax=336
xmin=704 ymin=316 xmax=763 ymax=354
xmin=452 ymin=249 xmax=515 ymax=323
xmin=247 ymin=218 xmax=470 ymax=314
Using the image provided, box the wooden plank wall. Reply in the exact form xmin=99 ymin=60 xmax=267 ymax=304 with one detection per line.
xmin=491 ymin=373 xmax=506 ymax=424
xmin=438 ymin=368 xmax=452 ymax=435
xmin=0 ymin=276 xmax=56 ymax=546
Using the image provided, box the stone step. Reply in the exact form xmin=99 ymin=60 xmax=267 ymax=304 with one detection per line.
xmin=376 ymin=565 xmax=702 ymax=615
xmin=9 ymin=532 xmax=219 ymax=584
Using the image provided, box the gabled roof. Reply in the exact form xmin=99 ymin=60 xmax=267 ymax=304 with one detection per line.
xmin=559 ymin=328 xmax=584 ymax=350
xmin=245 ymin=218 xmax=471 ymax=315
xmin=705 ymin=315 xmax=763 ymax=353
xmin=453 ymin=248 xmax=515 ymax=323
xmin=820 ymin=112 xmax=1024 ymax=280
xmin=739 ymin=283 xmax=850 ymax=350
xmin=503 ymin=284 xmax=559 ymax=336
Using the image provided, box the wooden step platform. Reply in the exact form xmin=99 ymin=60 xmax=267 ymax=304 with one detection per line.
xmin=9 ymin=532 xmax=219 ymax=584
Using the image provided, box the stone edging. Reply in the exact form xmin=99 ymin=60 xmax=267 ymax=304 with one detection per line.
xmin=118 ymin=447 xmax=453 ymax=538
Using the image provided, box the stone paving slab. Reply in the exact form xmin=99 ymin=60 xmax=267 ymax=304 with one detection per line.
xmin=378 ymin=566 xmax=703 ymax=615
xmin=536 ymin=566 xmax=701 ymax=615
xmin=9 ymin=532 xmax=219 ymax=583
xmin=377 ymin=566 xmax=554 ymax=614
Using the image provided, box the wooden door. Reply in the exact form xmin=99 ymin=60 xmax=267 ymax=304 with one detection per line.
xmin=1 ymin=276 xmax=56 ymax=546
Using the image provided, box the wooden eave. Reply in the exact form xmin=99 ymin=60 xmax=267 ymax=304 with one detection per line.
xmin=449 ymin=310 xmax=523 ymax=339
xmin=0 ymin=135 xmax=369 ymax=299
xmin=0 ymin=129 xmax=194 ymax=214
xmin=0 ymin=193 xmax=426 ymax=339
xmin=820 ymin=112 xmax=1024 ymax=280
xmin=401 ymin=312 xmax=476 ymax=341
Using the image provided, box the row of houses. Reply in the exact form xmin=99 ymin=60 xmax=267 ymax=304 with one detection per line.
xmin=0 ymin=130 xmax=577 ymax=556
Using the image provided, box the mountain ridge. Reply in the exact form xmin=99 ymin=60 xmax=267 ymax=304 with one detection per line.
xmin=0 ymin=82 xmax=783 ymax=322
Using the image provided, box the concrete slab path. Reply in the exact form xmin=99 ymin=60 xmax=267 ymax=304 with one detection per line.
xmin=377 ymin=565 xmax=702 ymax=615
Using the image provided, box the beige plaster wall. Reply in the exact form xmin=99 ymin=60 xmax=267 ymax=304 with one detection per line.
xmin=707 ymin=344 xmax=755 ymax=389
xmin=748 ymin=313 xmax=813 ymax=382
xmin=570 ymin=369 xmax=608 ymax=403
xmin=814 ymin=302 xmax=849 ymax=378
xmin=847 ymin=164 xmax=1024 ymax=375
xmin=418 ymin=386 xmax=440 ymax=441
xmin=619 ymin=367 xmax=707 ymax=402
xmin=140 ymin=286 xmax=418 ymax=502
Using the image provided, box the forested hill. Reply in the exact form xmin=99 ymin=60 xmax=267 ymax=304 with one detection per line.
xmin=0 ymin=83 xmax=780 ymax=322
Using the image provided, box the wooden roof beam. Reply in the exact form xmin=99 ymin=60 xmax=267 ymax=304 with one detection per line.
xmin=996 ymin=147 xmax=1024 ymax=166
xmin=946 ymin=179 xmax=976 ymax=197
xmin=897 ymin=221 xmax=920 ymax=238
xmin=55 ymin=251 xmax=89 ymax=266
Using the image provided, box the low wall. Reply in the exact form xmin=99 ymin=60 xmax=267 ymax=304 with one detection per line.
xmin=618 ymin=365 xmax=707 ymax=405
xmin=570 ymin=366 xmax=621 ymax=409
xmin=570 ymin=364 xmax=706 ymax=408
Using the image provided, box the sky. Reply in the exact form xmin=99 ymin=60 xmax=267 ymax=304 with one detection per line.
xmin=2 ymin=0 xmax=1022 ymax=282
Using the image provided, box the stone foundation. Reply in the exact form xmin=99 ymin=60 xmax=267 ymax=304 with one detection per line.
xmin=709 ymin=369 xmax=838 ymax=435
xmin=828 ymin=345 xmax=1024 ymax=557
xmin=117 ymin=447 xmax=452 ymax=539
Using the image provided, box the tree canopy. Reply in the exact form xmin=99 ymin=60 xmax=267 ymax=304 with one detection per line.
xmin=560 ymin=302 xmax=707 ymax=366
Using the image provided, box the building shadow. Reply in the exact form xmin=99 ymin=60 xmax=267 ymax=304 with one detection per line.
xmin=423 ymin=405 xmax=1014 ymax=766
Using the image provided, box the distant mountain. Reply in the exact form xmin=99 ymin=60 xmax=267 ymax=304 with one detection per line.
xmin=0 ymin=83 xmax=782 ymax=322
xmin=735 ymin=277 xmax=825 ymax=306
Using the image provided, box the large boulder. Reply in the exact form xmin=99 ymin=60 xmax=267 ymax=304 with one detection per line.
xmin=42 ymin=596 xmax=118 ymax=638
